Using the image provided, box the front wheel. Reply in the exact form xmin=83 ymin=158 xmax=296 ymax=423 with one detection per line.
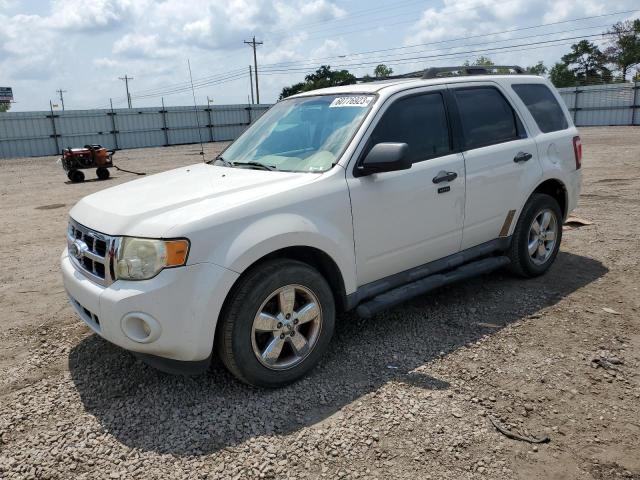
xmin=507 ymin=193 xmax=563 ymax=277
xmin=216 ymin=259 xmax=335 ymax=387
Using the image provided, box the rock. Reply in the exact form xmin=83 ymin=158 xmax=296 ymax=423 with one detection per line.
xmin=602 ymin=307 xmax=621 ymax=315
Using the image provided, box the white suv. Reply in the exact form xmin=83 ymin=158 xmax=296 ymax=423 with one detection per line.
xmin=62 ymin=69 xmax=582 ymax=387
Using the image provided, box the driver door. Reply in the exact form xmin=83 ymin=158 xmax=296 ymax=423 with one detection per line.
xmin=346 ymin=88 xmax=466 ymax=286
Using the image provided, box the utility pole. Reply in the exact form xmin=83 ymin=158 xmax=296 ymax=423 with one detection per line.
xmin=248 ymin=65 xmax=255 ymax=104
xmin=56 ymin=88 xmax=67 ymax=111
xmin=244 ymin=36 xmax=263 ymax=104
xmin=118 ymin=75 xmax=134 ymax=108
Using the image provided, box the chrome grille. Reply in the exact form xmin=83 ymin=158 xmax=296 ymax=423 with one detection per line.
xmin=67 ymin=219 xmax=118 ymax=286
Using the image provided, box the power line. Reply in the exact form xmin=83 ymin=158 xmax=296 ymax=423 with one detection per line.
xmin=91 ymin=32 xmax=610 ymax=108
xmin=244 ymin=36 xmax=263 ymax=104
xmin=85 ymin=9 xmax=636 ymax=108
xmin=261 ymin=10 xmax=638 ymax=69
xmin=259 ymin=27 xmax=617 ymax=72
xmin=97 ymin=9 xmax=636 ymax=107
xmin=258 ymin=40 xmax=608 ymax=79
xmin=125 ymin=8 xmax=637 ymax=103
xmin=113 ymin=67 xmax=246 ymax=99
xmin=259 ymin=32 xmax=615 ymax=74
xmin=130 ymin=71 xmax=247 ymax=100
xmin=118 ymin=75 xmax=134 ymax=108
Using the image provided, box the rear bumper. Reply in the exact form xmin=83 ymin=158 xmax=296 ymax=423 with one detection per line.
xmin=61 ymin=249 xmax=239 ymax=362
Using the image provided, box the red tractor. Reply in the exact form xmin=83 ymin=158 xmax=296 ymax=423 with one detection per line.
xmin=61 ymin=145 xmax=114 ymax=183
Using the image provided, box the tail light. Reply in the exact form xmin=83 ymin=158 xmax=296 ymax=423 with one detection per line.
xmin=572 ymin=136 xmax=582 ymax=170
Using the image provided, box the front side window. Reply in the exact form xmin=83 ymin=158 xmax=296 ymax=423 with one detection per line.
xmin=365 ymin=92 xmax=451 ymax=163
xmin=453 ymin=87 xmax=523 ymax=150
xmin=512 ymin=83 xmax=568 ymax=133
xmin=216 ymin=94 xmax=374 ymax=173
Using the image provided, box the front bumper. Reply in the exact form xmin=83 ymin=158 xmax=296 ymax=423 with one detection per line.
xmin=61 ymin=249 xmax=239 ymax=362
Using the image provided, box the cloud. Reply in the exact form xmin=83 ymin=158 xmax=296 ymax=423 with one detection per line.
xmin=112 ymin=34 xmax=175 ymax=59
xmin=406 ymin=0 xmax=534 ymax=45
xmin=49 ymin=0 xmax=146 ymax=31
xmin=542 ymin=0 xmax=606 ymax=24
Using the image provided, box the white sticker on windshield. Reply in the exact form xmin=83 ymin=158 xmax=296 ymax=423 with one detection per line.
xmin=329 ymin=96 xmax=374 ymax=108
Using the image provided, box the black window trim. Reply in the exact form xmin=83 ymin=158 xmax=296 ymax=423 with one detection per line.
xmin=450 ymin=85 xmax=528 ymax=151
xmin=353 ymin=89 xmax=457 ymax=176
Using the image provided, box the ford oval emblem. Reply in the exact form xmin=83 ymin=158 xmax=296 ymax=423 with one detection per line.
xmin=70 ymin=239 xmax=88 ymax=260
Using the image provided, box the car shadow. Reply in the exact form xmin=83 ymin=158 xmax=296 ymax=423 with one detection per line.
xmin=68 ymin=251 xmax=607 ymax=456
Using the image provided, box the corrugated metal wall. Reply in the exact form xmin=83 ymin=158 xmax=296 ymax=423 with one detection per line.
xmin=0 ymin=104 xmax=270 ymax=158
xmin=557 ymin=82 xmax=639 ymax=127
xmin=2 ymin=83 xmax=638 ymax=159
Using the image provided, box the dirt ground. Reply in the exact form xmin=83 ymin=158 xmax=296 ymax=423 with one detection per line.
xmin=0 ymin=128 xmax=638 ymax=479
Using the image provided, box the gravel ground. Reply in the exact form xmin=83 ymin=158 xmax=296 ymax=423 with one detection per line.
xmin=0 ymin=128 xmax=639 ymax=479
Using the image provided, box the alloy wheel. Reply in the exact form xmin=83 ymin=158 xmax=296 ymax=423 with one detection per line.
xmin=251 ymin=284 xmax=323 ymax=370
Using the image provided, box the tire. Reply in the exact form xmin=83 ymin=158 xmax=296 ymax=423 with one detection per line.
xmin=507 ymin=193 xmax=563 ymax=277
xmin=68 ymin=170 xmax=85 ymax=183
xmin=217 ymin=259 xmax=335 ymax=388
xmin=96 ymin=167 xmax=110 ymax=180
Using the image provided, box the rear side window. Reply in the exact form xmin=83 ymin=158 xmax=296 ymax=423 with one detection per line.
xmin=453 ymin=87 xmax=523 ymax=150
xmin=367 ymin=92 xmax=451 ymax=163
xmin=512 ymin=83 xmax=568 ymax=133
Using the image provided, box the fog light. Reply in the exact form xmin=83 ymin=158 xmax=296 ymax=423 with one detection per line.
xmin=121 ymin=312 xmax=161 ymax=343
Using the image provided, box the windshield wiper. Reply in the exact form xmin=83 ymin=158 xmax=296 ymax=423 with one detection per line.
xmin=233 ymin=161 xmax=276 ymax=171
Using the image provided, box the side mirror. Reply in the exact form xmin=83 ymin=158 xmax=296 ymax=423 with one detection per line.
xmin=356 ymin=142 xmax=411 ymax=177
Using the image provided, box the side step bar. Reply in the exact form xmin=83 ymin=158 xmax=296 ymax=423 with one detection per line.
xmin=356 ymin=256 xmax=511 ymax=318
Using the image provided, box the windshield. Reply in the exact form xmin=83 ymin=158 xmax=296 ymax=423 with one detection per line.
xmin=216 ymin=94 xmax=375 ymax=173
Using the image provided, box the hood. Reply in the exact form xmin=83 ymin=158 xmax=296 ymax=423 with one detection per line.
xmin=70 ymin=163 xmax=320 ymax=237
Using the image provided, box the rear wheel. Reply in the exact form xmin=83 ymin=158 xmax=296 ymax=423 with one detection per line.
xmin=507 ymin=193 xmax=562 ymax=277
xmin=217 ymin=259 xmax=335 ymax=387
xmin=67 ymin=170 xmax=85 ymax=183
xmin=96 ymin=167 xmax=110 ymax=180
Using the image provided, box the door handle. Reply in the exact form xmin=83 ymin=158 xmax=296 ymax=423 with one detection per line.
xmin=432 ymin=171 xmax=458 ymax=184
xmin=514 ymin=151 xmax=533 ymax=163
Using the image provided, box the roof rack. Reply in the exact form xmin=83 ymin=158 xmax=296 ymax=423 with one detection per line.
xmin=355 ymin=65 xmax=524 ymax=84
xmin=421 ymin=65 xmax=524 ymax=78
xmin=354 ymin=71 xmax=424 ymax=83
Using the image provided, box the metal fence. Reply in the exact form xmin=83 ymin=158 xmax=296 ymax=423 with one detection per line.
xmin=0 ymin=104 xmax=270 ymax=158
xmin=557 ymin=82 xmax=640 ymax=127
xmin=2 ymin=82 xmax=638 ymax=159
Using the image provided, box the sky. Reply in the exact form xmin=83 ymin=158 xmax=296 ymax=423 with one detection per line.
xmin=1 ymin=0 xmax=638 ymax=111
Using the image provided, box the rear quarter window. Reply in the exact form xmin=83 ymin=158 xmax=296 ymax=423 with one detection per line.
xmin=512 ymin=83 xmax=568 ymax=133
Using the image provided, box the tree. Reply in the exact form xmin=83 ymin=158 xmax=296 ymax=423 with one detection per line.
xmin=549 ymin=62 xmax=577 ymax=87
xmin=0 ymin=102 xmax=11 ymax=113
xmin=472 ymin=56 xmax=494 ymax=66
xmin=279 ymin=82 xmax=306 ymax=100
xmin=561 ymin=40 xmax=611 ymax=84
xmin=526 ymin=61 xmax=548 ymax=76
xmin=373 ymin=64 xmax=393 ymax=78
xmin=605 ymin=19 xmax=640 ymax=80
xmin=279 ymin=65 xmax=356 ymax=99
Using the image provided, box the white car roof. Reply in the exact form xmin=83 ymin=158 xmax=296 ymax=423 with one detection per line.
xmin=291 ymin=74 xmax=547 ymax=99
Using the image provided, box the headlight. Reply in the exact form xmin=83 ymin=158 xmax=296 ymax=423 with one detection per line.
xmin=116 ymin=238 xmax=190 ymax=280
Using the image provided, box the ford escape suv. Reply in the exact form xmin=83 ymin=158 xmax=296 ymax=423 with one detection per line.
xmin=62 ymin=67 xmax=582 ymax=387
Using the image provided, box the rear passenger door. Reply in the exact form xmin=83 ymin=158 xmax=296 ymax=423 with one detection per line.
xmin=449 ymin=83 xmax=543 ymax=250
